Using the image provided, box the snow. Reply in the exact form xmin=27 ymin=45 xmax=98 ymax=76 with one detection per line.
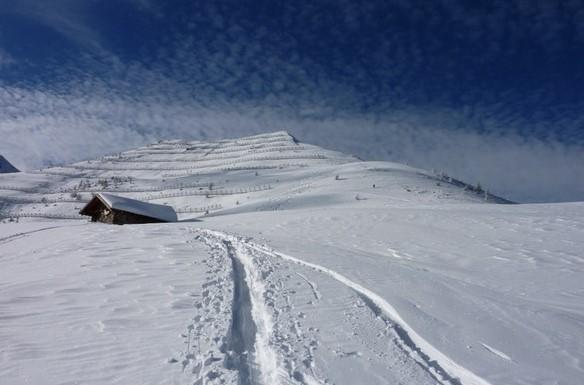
xmin=199 ymin=229 xmax=489 ymax=385
xmin=1 ymin=131 xmax=583 ymax=385
xmin=202 ymin=203 xmax=584 ymax=385
xmin=0 ymin=222 xmax=214 ymax=385
xmin=95 ymin=192 xmax=178 ymax=222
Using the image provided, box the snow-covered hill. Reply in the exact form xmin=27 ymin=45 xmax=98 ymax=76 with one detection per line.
xmin=1 ymin=132 xmax=582 ymax=385
xmin=0 ymin=131 xmax=508 ymax=221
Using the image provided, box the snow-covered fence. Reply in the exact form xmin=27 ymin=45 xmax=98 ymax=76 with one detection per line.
xmin=0 ymin=185 xmax=42 ymax=193
xmin=161 ymin=168 xmax=223 ymax=178
xmin=229 ymin=132 xmax=289 ymax=141
xmin=195 ymin=143 xmax=301 ymax=156
xmin=141 ymin=142 xmax=193 ymax=150
xmin=125 ymin=149 xmax=188 ymax=155
xmin=221 ymin=163 xmax=308 ymax=171
xmin=220 ymin=135 xmax=292 ymax=147
xmin=108 ymin=146 xmax=307 ymax=164
xmin=111 ymin=152 xmax=246 ymax=164
xmin=56 ymin=181 xmax=213 ymax=194
xmin=28 ymin=169 xmax=90 ymax=178
xmin=162 ymin=162 xmax=308 ymax=178
xmin=141 ymin=185 xmax=272 ymax=200
xmin=69 ymin=164 xmax=187 ymax=171
xmin=3 ymin=212 xmax=85 ymax=220
xmin=184 ymin=140 xmax=294 ymax=155
xmin=221 ymin=165 xmax=279 ymax=172
xmin=68 ymin=153 xmax=325 ymax=172
xmin=214 ymin=153 xmax=324 ymax=164
xmin=0 ymin=195 xmax=91 ymax=204
xmin=175 ymin=204 xmax=222 ymax=214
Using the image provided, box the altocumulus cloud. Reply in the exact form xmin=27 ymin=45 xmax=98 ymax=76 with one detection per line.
xmin=0 ymin=0 xmax=583 ymax=202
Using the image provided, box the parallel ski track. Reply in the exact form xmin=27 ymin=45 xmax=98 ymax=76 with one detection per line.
xmin=197 ymin=229 xmax=492 ymax=385
xmin=196 ymin=230 xmax=283 ymax=385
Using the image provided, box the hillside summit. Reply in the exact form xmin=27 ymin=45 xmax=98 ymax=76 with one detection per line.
xmin=1 ymin=131 xmax=582 ymax=385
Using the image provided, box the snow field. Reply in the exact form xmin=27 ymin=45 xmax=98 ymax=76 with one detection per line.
xmin=0 ymin=223 xmax=231 ymax=385
xmin=202 ymin=202 xmax=584 ymax=385
xmin=1 ymin=132 xmax=583 ymax=385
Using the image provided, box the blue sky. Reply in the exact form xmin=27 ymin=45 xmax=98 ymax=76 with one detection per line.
xmin=0 ymin=0 xmax=583 ymax=202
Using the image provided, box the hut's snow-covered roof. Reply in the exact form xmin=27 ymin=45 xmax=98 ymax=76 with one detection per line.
xmin=96 ymin=193 xmax=177 ymax=222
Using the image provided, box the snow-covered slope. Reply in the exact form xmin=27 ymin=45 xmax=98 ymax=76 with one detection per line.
xmin=1 ymin=132 xmax=582 ymax=385
xmin=0 ymin=131 xmax=508 ymax=221
xmin=0 ymin=155 xmax=19 ymax=173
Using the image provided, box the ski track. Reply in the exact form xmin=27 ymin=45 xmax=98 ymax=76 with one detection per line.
xmin=195 ymin=228 xmax=492 ymax=385
xmin=194 ymin=231 xmax=283 ymax=385
xmin=295 ymin=273 xmax=321 ymax=301
xmin=195 ymin=229 xmax=326 ymax=385
xmin=480 ymin=343 xmax=512 ymax=362
xmin=0 ymin=225 xmax=71 ymax=245
xmin=232 ymin=238 xmax=282 ymax=385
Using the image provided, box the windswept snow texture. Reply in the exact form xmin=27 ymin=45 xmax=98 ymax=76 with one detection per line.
xmin=1 ymin=131 xmax=583 ymax=385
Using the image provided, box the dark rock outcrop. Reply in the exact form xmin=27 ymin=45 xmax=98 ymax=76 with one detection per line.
xmin=0 ymin=155 xmax=19 ymax=173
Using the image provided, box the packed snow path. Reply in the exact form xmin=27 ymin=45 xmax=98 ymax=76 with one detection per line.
xmin=193 ymin=229 xmax=491 ymax=385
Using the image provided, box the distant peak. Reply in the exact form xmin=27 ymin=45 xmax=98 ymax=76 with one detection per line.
xmin=0 ymin=155 xmax=19 ymax=173
xmin=245 ymin=130 xmax=300 ymax=144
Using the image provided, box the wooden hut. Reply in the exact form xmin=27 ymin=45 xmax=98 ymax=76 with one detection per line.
xmin=79 ymin=193 xmax=177 ymax=225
